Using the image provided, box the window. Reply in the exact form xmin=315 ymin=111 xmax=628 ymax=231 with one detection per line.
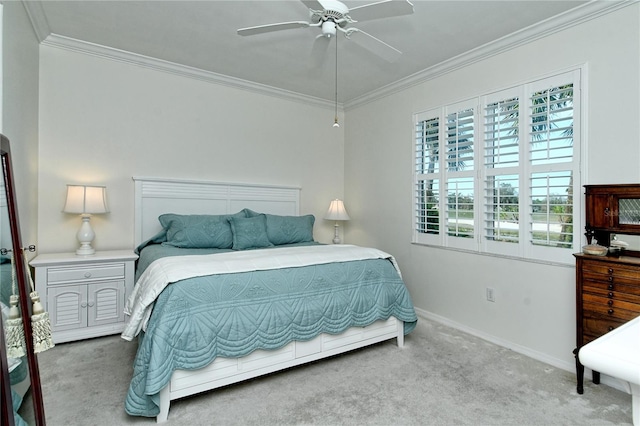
xmin=414 ymin=70 xmax=581 ymax=264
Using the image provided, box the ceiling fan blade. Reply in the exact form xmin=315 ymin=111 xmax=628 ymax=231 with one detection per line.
xmin=309 ymin=35 xmax=331 ymax=68
xmin=237 ymin=21 xmax=310 ymax=36
xmin=345 ymin=28 xmax=402 ymax=62
xmin=348 ymin=0 xmax=414 ymax=22
xmin=300 ymin=0 xmax=326 ymax=11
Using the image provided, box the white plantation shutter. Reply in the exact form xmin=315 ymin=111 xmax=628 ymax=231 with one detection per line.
xmin=482 ymin=88 xmax=522 ymax=256
xmin=529 ymin=84 xmax=574 ymax=165
xmin=484 ymin=174 xmax=520 ymax=240
xmin=413 ymin=68 xmax=581 ymax=264
xmin=526 ymin=70 xmax=579 ymax=263
xmin=484 ymin=95 xmax=519 ymax=169
xmin=444 ymin=101 xmax=477 ymax=251
xmin=414 ymin=110 xmax=441 ymax=245
xmin=446 ymin=106 xmax=475 ymax=172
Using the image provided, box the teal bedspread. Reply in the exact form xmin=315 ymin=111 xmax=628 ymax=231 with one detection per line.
xmin=125 ymin=249 xmax=417 ymax=417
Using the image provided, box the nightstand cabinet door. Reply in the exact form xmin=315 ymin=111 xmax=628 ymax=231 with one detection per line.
xmin=30 ymin=250 xmax=138 ymax=343
xmin=88 ymin=280 xmax=125 ymax=327
xmin=47 ymin=285 xmax=87 ymax=332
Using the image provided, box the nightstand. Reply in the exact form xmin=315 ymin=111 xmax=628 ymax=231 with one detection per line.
xmin=30 ymin=250 xmax=138 ymax=343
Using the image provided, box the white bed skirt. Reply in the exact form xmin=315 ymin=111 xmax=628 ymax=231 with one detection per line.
xmin=157 ymin=316 xmax=404 ymax=423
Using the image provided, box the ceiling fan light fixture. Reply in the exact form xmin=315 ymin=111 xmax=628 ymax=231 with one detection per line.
xmin=322 ymin=20 xmax=337 ymax=37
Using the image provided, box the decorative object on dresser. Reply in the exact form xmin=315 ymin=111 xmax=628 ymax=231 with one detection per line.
xmin=30 ymin=250 xmax=137 ymax=344
xmin=575 ymin=184 xmax=640 ymax=396
xmin=63 ymin=184 xmax=109 ymax=255
xmin=324 ymin=198 xmax=350 ymax=244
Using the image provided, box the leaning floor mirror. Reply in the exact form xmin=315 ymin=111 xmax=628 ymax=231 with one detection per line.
xmin=0 ymin=134 xmax=46 ymax=425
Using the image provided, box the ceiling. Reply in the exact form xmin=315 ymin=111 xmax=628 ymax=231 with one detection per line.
xmin=24 ymin=0 xmax=606 ymax=105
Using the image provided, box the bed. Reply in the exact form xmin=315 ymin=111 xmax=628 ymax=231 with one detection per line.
xmin=122 ymin=177 xmax=418 ymax=423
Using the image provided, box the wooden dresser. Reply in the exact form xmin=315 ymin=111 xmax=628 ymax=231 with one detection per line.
xmin=575 ymin=184 xmax=640 ymax=394
xmin=575 ymin=253 xmax=640 ymax=393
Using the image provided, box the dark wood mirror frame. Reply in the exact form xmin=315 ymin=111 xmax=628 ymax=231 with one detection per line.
xmin=0 ymin=134 xmax=45 ymax=425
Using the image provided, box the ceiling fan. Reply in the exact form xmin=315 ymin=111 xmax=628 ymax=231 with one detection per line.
xmin=237 ymin=0 xmax=414 ymax=63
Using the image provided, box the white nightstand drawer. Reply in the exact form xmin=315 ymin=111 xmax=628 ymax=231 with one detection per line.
xmin=47 ymin=263 xmax=125 ymax=284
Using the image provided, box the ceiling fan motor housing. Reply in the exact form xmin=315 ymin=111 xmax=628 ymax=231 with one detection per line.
xmin=311 ymin=0 xmax=351 ymax=28
xmin=322 ymin=1 xmax=349 ymax=21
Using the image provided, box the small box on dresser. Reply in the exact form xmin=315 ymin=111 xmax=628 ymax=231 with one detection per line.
xmin=30 ymin=250 xmax=138 ymax=343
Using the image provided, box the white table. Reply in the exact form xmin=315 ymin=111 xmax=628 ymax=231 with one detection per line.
xmin=579 ymin=315 xmax=640 ymax=425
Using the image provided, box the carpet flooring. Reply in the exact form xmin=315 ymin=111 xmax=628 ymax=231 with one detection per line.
xmin=20 ymin=317 xmax=633 ymax=425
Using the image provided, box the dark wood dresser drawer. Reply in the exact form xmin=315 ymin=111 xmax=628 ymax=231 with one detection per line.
xmin=582 ymin=283 xmax=640 ymax=304
xmin=583 ymin=297 xmax=640 ymax=321
xmin=582 ymin=260 xmax=640 ymax=277
xmin=582 ymin=316 xmax=626 ymax=342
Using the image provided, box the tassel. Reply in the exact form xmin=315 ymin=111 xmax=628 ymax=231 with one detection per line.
xmin=5 ymin=254 xmax=26 ymax=358
xmin=6 ymin=294 xmax=26 ymax=358
xmin=24 ymin=249 xmax=54 ymax=353
xmin=30 ymin=291 xmax=54 ymax=353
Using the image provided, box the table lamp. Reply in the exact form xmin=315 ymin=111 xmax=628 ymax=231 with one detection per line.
xmin=63 ymin=184 xmax=109 ymax=255
xmin=324 ymin=199 xmax=350 ymax=244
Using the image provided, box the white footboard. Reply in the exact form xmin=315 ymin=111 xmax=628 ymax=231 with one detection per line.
xmin=156 ymin=317 xmax=404 ymax=423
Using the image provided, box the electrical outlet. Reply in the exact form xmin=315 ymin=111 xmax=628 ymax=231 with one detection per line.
xmin=486 ymin=287 xmax=495 ymax=302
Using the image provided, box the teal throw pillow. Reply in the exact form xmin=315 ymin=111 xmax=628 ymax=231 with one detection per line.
xmin=227 ymin=215 xmax=274 ymax=250
xmin=159 ymin=212 xmax=246 ymax=249
xmin=244 ymin=209 xmax=315 ymax=245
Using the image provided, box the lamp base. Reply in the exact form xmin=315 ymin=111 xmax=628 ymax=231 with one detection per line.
xmin=76 ymin=244 xmax=96 ymax=256
xmin=332 ymin=222 xmax=341 ymax=244
xmin=76 ymin=215 xmax=96 ymax=256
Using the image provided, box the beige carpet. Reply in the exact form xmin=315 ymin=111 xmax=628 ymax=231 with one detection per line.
xmin=22 ymin=317 xmax=632 ymax=425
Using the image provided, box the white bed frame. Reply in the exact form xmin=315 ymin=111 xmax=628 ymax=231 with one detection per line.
xmin=132 ymin=177 xmax=405 ymax=423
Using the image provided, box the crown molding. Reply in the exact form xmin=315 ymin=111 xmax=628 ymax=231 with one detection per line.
xmin=23 ymin=0 xmax=635 ymax=111
xmin=21 ymin=0 xmax=50 ymax=42
xmin=40 ymin=34 xmax=338 ymax=110
xmin=344 ymin=0 xmax=637 ymax=110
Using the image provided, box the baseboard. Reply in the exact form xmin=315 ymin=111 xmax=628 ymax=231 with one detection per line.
xmin=414 ymin=308 xmax=631 ymax=395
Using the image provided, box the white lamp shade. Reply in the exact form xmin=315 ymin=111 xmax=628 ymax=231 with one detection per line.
xmin=324 ymin=199 xmax=350 ymax=221
xmin=63 ymin=185 xmax=109 ymax=215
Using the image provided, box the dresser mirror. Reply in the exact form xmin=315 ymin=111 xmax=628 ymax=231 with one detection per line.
xmin=0 ymin=134 xmax=45 ymax=425
xmin=608 ymin=234 xmax=640 ymax=253
xmin=584 ymin=184 xmax=640 ymax=255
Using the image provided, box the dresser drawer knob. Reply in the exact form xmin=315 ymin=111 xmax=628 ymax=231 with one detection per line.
xmin=81 ymin=302 xmax=87 ymax=308
xmin=608 ymin=326 xmax=614 ymax=331
xmin=608 ymin=268 xmax=614 ymax=274
xmin=608 ymin=284 xmax=614 ymax=290
xmin=607 ymin=276 xmax=614 ymax=282
xmin=608 ymin=309 xmax=614 ymax=315
xmin=607 ymin=300 xmax=613 ymax=306
xmin=608 ymin=292 xmax=614 ymax=298
xmin=84 ymin=272 xmax=92 ymax=278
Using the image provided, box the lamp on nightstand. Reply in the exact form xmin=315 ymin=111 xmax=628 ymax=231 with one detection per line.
xmin=324 ymin=199 xmax=350 ymax=244
xmin=63 ymin=184 xmax=109 ymax=255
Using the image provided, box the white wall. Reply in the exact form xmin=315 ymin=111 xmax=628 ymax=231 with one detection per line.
xmin=345 ymin=4 xmax=640 ymax=371
xmin=38 ymin=46 xmax=345 ymax=253
xmin=2 ymin=1 xmax=39 ymax=246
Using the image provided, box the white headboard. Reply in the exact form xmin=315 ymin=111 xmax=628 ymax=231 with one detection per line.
xmin=133 ymin=177 xmax=301 ymax=246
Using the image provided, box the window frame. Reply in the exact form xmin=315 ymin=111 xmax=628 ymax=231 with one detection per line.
xmin=413 ymin=68 xmax=582 ymax=265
